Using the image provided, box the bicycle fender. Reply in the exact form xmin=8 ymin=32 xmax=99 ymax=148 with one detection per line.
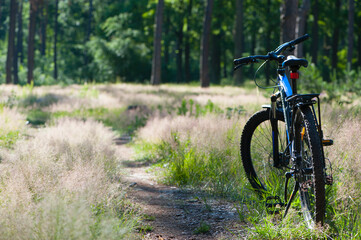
xmin=262 ymin=105 xmax=284 ymax=113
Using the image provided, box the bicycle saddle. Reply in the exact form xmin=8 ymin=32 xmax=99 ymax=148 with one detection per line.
xmin=282 ymin=55 xmax=308 ymax=68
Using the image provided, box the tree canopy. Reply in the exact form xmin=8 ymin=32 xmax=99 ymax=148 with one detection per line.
xmin=0 ymin=0 xmax=360 ymax=87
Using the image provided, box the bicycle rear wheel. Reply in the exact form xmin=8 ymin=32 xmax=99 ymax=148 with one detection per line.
xmin=240 ymin=108 xmax=288 ymax=195
xmin=294 ymin=107 xmax=325 ymax=227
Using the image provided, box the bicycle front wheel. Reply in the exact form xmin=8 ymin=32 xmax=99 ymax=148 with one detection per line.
xmin=240 ymin=108 xmax=288 ymax=195
xmin=294 ymin=107 xmax=325 ymax=227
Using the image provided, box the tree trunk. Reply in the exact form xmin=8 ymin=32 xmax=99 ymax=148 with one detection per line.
xmin=331 ymin=0 xmax=341 ymax=69
xmin=265 ymin=0 xmax=271 ymax=85
xmin=40 ymin=0 xmax=47 ymax=56
xmin=280 ymin=0 xmax=298 ymax=43
xmin=164 ymin=13 xmax=170 ymax=81
xmin=150 ymin=0 xmax=164 ymax=86
xmin=13 ymin=0 xmax=19 ymax=84
xmin=17 ymin=0 xmax=23 ymax=64
xmin=311 ymin=0 xmax=319 ymax=63
xmin=6 ymin=0 xmax=17 ymax=84
xmin=54 ymin=0 xmax=58 ymax=80
xmin=295 ymin=0 xmax=310 ymax=57
xmin=200 ymin=0 xmax=214 ymax=88
xmin=84 ymin=0 xmax=93 ymax=81
xmin=184 ymin=0 xmax=192 ymax=82
xmin=176 ymin=19 xmax=183 ymax=83
xmin=233 ymin=0 xmax=243 ymax=85
xmin=347 ymin=0 xmax=354 ymax=68
xmin=27 ymin=0 xmax=38 ymax=84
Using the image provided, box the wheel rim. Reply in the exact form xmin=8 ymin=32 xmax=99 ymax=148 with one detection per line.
xmin=249 ymin=114 xmax=288 ymax=195
xmin=295 ymin=115 xmax=318 ymax=228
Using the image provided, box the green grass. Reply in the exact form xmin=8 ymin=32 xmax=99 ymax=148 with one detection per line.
xmin=194 ymin=221 xmax=211 ymax=234
xmin=26 ymin=109 xmax=51 ymax=125
xmin=52 ymin=107 xmax=147 ymax=136
xmin=134 ymin=100 xmax=361 ymax=238
xmin=0 ymin=130 xmax=21 ymax=148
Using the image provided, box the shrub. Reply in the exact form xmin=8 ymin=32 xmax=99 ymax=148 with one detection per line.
xmin=0 ymin=118 xmax=139 ymax=239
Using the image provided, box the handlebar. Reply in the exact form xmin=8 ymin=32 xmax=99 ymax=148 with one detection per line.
xmin=233 ymin=34 xmax=310 ymax=67
xmin=274 ymin=34 xmax=309 ymax=55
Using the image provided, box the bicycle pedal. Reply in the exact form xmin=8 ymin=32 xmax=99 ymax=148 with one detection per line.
xmin=325 ymin=175 xmax=333 ymax=185
xmin=265 ymin=196 xmax=285 ymax=214
xmin=322 ymin=139 xmax=333 ymax=146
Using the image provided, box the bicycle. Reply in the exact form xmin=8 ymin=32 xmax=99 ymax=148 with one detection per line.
xmin=234 ymin=34 xmax=333 ymax=228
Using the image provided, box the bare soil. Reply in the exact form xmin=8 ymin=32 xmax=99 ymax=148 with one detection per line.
xmin=118 ymin=145 xmax=247 ymax=240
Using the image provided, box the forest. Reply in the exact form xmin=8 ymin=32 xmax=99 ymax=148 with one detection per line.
xmin=1 ymin=0 xmax=361 ymax=239
xmin=0 ymin=0 xmax=360 ymax=88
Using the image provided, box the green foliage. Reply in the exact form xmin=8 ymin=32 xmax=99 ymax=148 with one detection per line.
xmin=79 ymin=84 xmax=100 ymax=98
xmin=138 ymin=122 xmax=244 ymax=197
xmin=0 ymin=130 xmax=21 ymax=149
xmin=87 ymin=13 xmax=151 ymax=82
xmin=194 ymin=221 xmax=211 ymax=234
xmin=177 ymin=99 xmax=224 ymax=117
xmin=52 ymin=106 xmax=148 ymax=136
xmin=26 ymin=109 xmax=51 ymax=125
xmin=1 ymin=0 xmax=361 ymax=87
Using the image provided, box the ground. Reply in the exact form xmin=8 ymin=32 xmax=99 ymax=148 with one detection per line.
xmin=118 ymin=145 xmax=246 ymax=240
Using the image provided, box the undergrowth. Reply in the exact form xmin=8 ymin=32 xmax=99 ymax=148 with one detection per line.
xmin=0 ymin=118 xmax=140 ymax=239
xmin=3 ymin=83 xmax=361 ymax=238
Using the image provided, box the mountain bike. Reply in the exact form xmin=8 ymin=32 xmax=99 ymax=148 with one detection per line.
xmin=234 ymin=34 xmax=333 ymax=228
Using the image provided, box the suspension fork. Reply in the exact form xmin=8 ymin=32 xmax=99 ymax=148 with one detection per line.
xmin=270 ymin=92 xmax=281 ymax=168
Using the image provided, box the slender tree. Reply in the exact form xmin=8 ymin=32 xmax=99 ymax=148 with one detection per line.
xmin=84 ymin=0 xmax=93 ymax=81
xmin=175 ymin=1 xmax=184 ymax=83
xmin=6 ymin=0 xmax=17 ymax=84
xmin=265 ymin=0 xmax=272 ymax=85
xmin=163 ymin=13 xmax=170 ymax=81
xmin=311 ymin=0 xmax=319 ymax=63
xmin=295 ymin=0 xmax=310 ymax=57
xmin=27 ymin=0 xmax=39 ymax=84
xmin=13 ymin=0 xmax=19 ymax=84
xmin=150 ymin=0 xmax=164 ymax=85
xmin=40 ymin=0 xmax=47 ymax=56
xmin=347 ymin=0 xmax=355 ymax=68
xmin=233 ymin=0 xmax=244 ymax=85
xmin=331 ymin=0 xmax=341 ymax=69
xmin=17 ymin=0 xmax=23 ymax=63
xmin=280 ymin=0 xmax=298 ymax=43
xmin=54 ymin=0 xmax=58 ymax=80
xmin=200 ymin=0 xmax=214 ymax=88
xmin=184 ymin=0 xmax=193 ymax=82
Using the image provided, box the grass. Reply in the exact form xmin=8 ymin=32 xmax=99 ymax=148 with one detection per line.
xmin=0 ymin=105 xmax=26 ymax=148
xmin=2 ymin=83 xmax=361 ymax=238
xmin=194 ymin=221 xmax=211 ymax=234
xmin=0 ymin=118 xmax=140 ymax=239
xmin=129 ymin=84 xmax=361 ymax=238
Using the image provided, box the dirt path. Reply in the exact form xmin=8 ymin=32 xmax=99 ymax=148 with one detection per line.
xmin=118 ymin=145 xmax=246 ymax=240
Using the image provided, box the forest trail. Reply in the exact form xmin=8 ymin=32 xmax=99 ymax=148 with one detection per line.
xmin=118 ymin=144 xmax=246 ymax=240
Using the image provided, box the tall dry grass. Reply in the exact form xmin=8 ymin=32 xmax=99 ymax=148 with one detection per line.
xmin=327 ymin=117 xmax=361 ymax=200
xmin=0 ymin=106 xmax=26 ymax=148
xmin=0 ymin=118 xmax=138 ymax=239
xmin=136 ymin=114 xmax=247 ymax=196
